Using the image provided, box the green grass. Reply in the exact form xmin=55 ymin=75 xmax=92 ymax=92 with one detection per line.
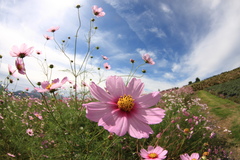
xmin=197 ymin=90 xmax=240 ymax=143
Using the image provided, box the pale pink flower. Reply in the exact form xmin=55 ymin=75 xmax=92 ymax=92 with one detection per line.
xmin=44 ymin=35 xmax=53 ymax=40
xmin=140 ymin=146 xmax=168 ymax=160
xmin=102 ymin=55 xmax=109 ymax=60
xmin=34 ymin=112 xmax=43 ymax=120
xmin=15 ymin=58 xmax=26 ymax=75
xmin=104 ymin=63 xmax=111 ymax=70
xmin=8 ymin=65 xmax=17 ymax=77
xmin=26 ymin=128 xmax=34 ymax=136
xmin=10 ymin=43 xmax=34 ymax=58
xmin=34 ymin=77 xmax=68 ymax=93
xmin=83 ymin=76 xmax=165 ymax=139
xmin=92 ymin=5 xmax=105 ymax=17
xmin=47 ymin=26 xmax=60 ymax=32
xmin=7 ymin=153 xmax=15 ymax=157
xmin=142 ymin=54 xmax=155 ymax=65
xmin=180 ymin=153 xmax=200 ymax=160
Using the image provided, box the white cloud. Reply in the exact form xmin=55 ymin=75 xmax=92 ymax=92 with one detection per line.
xmin=149 ymin=27 xmax=166 ymax=38
xmin=160 ymin=3 xmax=172 ymax=13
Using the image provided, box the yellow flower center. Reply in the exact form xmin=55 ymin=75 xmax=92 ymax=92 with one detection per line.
xmin=46 ymin=83 xmax=54 ymax=90
xmin=183 ymin=128 xmax=190 ymax=133
xmin=192 ymin=159 xmax=197 ymax=160
xmin=148 ymin=153 xmax=158 ymax=158
xmin=117 ymin=95 xmax=134 ymax=112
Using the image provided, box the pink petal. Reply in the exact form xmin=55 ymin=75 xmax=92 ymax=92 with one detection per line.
xmin=191 ymin=153 xmax=200 ymax=159
xmin=52 ymin=78 xmax=60 ymax=83
xmin=147 ymin=146 xmax=155 ymax=152
xmin=136 ymin=91 xmax=160 ymax=108
xmin=126 ymin=78 xmax=144 ymax=98
xmin=140 ymin=149 xmax=149 ymax=158
xmin=89 ymin=82 xmax=113 ymax=102
xmin=84 ymin=102 xmax=114 ymax=122
xmin=106 ymin=76 xmax=126 ymax=99
xmin=98 ymin=110 xmax=129 ymax=136
xmin=135 ymin=108 xmax=165 ymax=124
xmin=41 ymin=81 xmax=50 ymax=89
xmin=128 ymin=116 xmax=153 ymax=139
xmin=61 ymin=77 xmax=68 ymax=84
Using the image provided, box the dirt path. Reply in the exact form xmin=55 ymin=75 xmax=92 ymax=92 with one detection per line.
xmin=196 ymin=90 xmax=240 ymax=159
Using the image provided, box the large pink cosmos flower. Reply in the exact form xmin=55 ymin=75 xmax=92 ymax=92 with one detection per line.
xmin=35 ymin=77 xmax=68 ymax=93
xmin=140 ymin=146 xmax=168 ymax=160
xmin=83 ymin=76 xmax=165 ymax=139
xmin=10 ymin=43 xmax=34 ymax=58
xmin=15 ymin=58 xmax=26 ymax=75
xmin=142 ymin=54 xmax=155 ymax=65
xmin=180 ymin=153 xmax=200 ymax=160
xmin=92 ymin=5 xmax=105 ymax=17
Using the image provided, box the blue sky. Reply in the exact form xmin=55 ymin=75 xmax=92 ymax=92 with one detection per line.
xmin=0 ymin=0 xmax=240 ymax=92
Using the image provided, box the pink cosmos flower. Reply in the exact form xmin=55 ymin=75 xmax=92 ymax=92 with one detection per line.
xmin=140 ymin=146 xmax=168 ymax=160
xmin=10 ymin=43 xmax=34 ymax=58
xmin=83 ymin=76 xmax=165 ymax=139
xmin=34 ymin=112 xmax=43 ymax=120
xmin=7 ymin=153 xmax=15 ymax=157
xmin=34 ymin=77 xmax=68 ymax=93
xmin=142 ymin=54 xmax=155 ymax=65
xmin=104 ymin=63 xmax=111 ymax=70
xmin=180 ymin=153 xmax=200 ymax=160
xmin=47 ymin=26 xmax=60 ymax=32
xmin=92 ymin=5 xmax=105 ymax=17
xmin=44 ymin=35 xmax=54 ymax=40
xmin=15 ymin=58 xmax=26 ymax=75
xmin=102 ymin=55 xmax=109 ymax=60
xmin=8 ymin=65 xmax=17 ymax=77
xmin=26 ymin=128 xmax=34 ymax=136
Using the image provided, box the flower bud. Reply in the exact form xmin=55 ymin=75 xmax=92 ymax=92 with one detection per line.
xmin=142 ymin=69 xmax=146 ymax=73
xmin=76 ymin=4 xmax=81 ymax=8
xmin=130 ymin=59 xmax=135 ymax=63
xmin=0 ymin=55 xmax=2 ymax=59
xmin=94 ymin=27 xmax=98 ymax=30
xmin=49 ymin=64 xmax=54 ymax=69
xmin=91 ymin=18 xmax=95 ymax=22
xmin=96 ymin=46 xmax=100 ymax=50
xmin=37 ymin=82 xmax=41 ymax=86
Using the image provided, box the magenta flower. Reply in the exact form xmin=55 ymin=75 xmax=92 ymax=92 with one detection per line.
xmin=26 ymin=128 xmax=34 ymax=136
xmin=92 ymin=5 xmax=105 ymax=17
xmin=34 ymin=77 xmax=68 ymax=93
xmin=47 ymin=26 xmax=60 ymax=32
xmin=140 ymin=146 xmax=168 ymax=160
xmin=44 ymin=35 xmax=54 ymax=40
xmin=180 ymin=153 xmax=200 ymax=160
xmin=83 ymin=76 xmax=165 ymax=139
xmin=104 ymin=63 xmax=111 ymax=70
xmin=8 ymin=65 xmax=17 ymax=77
xmin=10 ymin=43 xmax=34 ymax=58
xmin=15 ymin=58 xmax=26 ymax=75
xmin=142 ymin=54 xmax=155 ymax=65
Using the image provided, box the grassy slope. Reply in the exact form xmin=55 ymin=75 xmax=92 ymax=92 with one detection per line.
xmin=197 ymin=90 xmax=240 ymax=158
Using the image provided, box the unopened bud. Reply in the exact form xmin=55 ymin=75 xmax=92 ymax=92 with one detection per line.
xmin=49 ymin=64 xmax=54 ymax=68
xmin=142 ymin=69 xmax=146 ymax=73
xmin=96 ymin=46 xmax=100 ymax=50
xmin=130 ymin=59 xmax=135 ymax=63
xmin=76 ymin=5 xmax=81 ymax=8
xmin=91 ymin=18 xmax=95 ymax=22
xmin=0 ymin=55 xmax=2 ymax=59
xmin=94 ymin=27 xmax=98 ymax=30
xmin=37 ymin=82 xmax=41 ymax=86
